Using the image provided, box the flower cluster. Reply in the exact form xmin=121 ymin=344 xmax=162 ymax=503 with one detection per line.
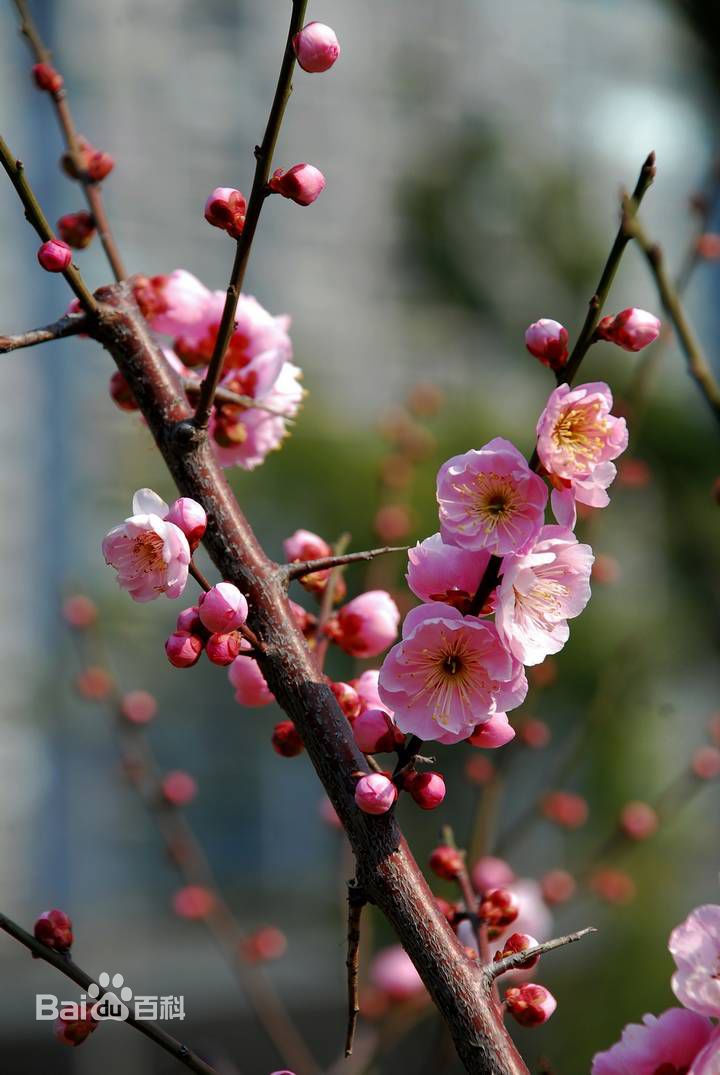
xmin=592 ymin=902 xmax=720 ymax=1074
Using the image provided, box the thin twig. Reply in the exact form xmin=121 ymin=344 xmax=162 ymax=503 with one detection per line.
xmin=486 ymin=927 xmax=597 ymax=982
xmin=345 ymin=881 xmax=366 ymax=1057
xmin=0 ymin=135 xmax=97 ymax=312
xmin=286 ymin=546 xmax=408 ymax=581
xmin=441 ymin=826 xmax=487 ymax=961
xmin=0 ymin=912 xmax=218 ymax=1075
xmin=183 ymin=378 xmax=296 ymax=420
xmin=624 ymin=209 xmax=720 ymax=427
xmin=13 ymin=0 xmax=127 ymax=280
xmin=0 ymin=313 xmax=88 ymax=353
xmin=314 ymin=532 xmax=351 ymax=671
xmin=193 ymin=0 xmax=309 ymax=428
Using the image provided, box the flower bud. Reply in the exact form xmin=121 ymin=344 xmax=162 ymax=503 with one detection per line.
xmin=465 ymin=755 xmax=495 ymax=785
xmin=696 ymin=233 xmax=720 ymax=259
xmin=198 ymin=582 xmax=249 ymax=633
xmin=34 ymin=909 xmax=73 ymax=951
xmin=120 ymin=689 xmax=157 ymax=725
xmin=541 ymin=790 xmax=588 ymax=829
xmin=330 ymin=680 xmax=361 ymax=721
xmin=76 ymin=665 xmax=113 ymax=700
xmin=505 ymin=983 xmax=556 ymax=1027
xmin=524 ymin=318 xmax=569 ymax=371
xmin=519 ymin=718 xmax=551 ymax=749
xmin=37 ymin=238 xmax=72 ymax=273
xmin=596 ymin=308 xmax=661 ymax=352
xmin=284 ymin=528 xmax=331 ymax=562
xmin=692 ymin=745 xmax=720 ymax=780
xmin=172 ymin=884 xmax=215 ymax=920
xmin=206 ymin=631 xmax=242 ymax=666
xmin=57 ymin=210 xmax=96 ymax=249
xmin=229 ymin=650 xmax=274 ymax=706
xmin=176 ymin=606 xmax=204 ymax=635
xmin=62 ymin=594 xmax=97 ymax=629
xmin=109 ymin=370 xmax=138 ymax=411
xmin=468 ymin=713 xmax=515 ymax=749
xmin=428 ymin=845 xmax=463 ymax=881
xmin=166 ymin=497 xmax=207 ymax=551
xmin=471 ymin=856 xmax=515 ymax=894
xmin=353 ymin=708 xmax=402 ymax=753
xmin=589 ymin=867 xmax=636 ymax=905
xmin=540 ymin=869 xmax=576 ymax=906
xmin=592 ymin=553 xmax=621 ymax=585
xmin=241 ymin=926 xmax=287 ymax=963
xmin=325 ymin=590 xmax=400 ymax=658
xmin=161 ymin=770 xmax=197 ymax=806
xmin=619 ymin=800 xmax=658 ymax=841
xmin=54 ymin=1014 xmax=98 ymax=1046
xmin=204 ymin=187 xmax=247 ymax=239
xmin=268 ymin=164 xmax=326 ymax=206
xmin=479 ymin=888 xmax=519 ymax=939
xmin=292 ymin=22 xmax=341 ymax=72
xmin=374 ymin=504 xmax=412 ymax=542
xmin=354 ymin=773 xmax=397 ymax=815
xmin=165 ymin=630 xmax=203 ymax=668
xmin=271 ymin=720 xmax=304 ymax=757
xmin=32 ymin=62 xmax=64 ymax=93
xmin=494 ymin=932 xmax=540 ymax=971
xmin=61 ymin=136 xmax=114 ymax=182
xmin=406 ymin=771 xmax=446 ymax=810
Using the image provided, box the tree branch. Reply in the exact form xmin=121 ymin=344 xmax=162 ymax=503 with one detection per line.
xmin=0 ymin=312 xmax=87 ymax=353
xmin=486 ymin=927 xmax=597 ymax=983
xmin=0 ymin=912 xmax=218 ymax=1075
xmin=345 ymin=881 xmax=366 ymax=1057
xmin=13 ymin=0 xmax=127 ymax=281
xmin=286 ymin=545 xmax=408 ymax=580
xmin=193 ymin=0 xmax=309 ymax=428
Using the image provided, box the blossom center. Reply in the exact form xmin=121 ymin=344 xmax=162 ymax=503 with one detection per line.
xmin=551 ymin=403 xmax=609 ymax=466
xmin=466 ymin=473 xmax=520 ymax=533
xmin=133 ymin=531 xmax=166 ymax=574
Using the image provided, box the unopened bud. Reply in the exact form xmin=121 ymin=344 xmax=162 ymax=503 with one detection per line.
xmin=292 ymin=22 xmax=340 ymax=73
xmin=57 ymin=210 xmax=95 ymax=249
xmin=524 ymin=318 xmax=569 ymax=371
xmin=37 ymin=238 xmax=72 ymax=273
xmin=204 ymin=187 xmax=247 ymax=239
xmin=268 ymin=163 xmax=326 ymax=206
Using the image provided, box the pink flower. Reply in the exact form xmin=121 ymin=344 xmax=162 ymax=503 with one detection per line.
xmin=354 ymin=773 xmax=398 ymax=815
xmin=198 ymin=582 xmax=249 ymax=633
xmin=691 ymin=1029 xmax=720 ymax=1075
xmin=161 ymin=770 xmax=197 ymax=806
xmin=471 ymin=856 xmax=515 ymax=894
xmin=211 ymin=362 xmax=303 ymax=471
xmin=378 ymin=603 xmax=527 ymax=743
xmin=525 ymin=318 xmax=569 ymax=371
xmin=37 ymin=238 xmax=72 ymax=272
xmin=536 ymin=382 xmax=628 ymax=526
xmin=369 ymin=945 xmax=425 ymax=1001
xmin=495 ymin=525 xmax=593 ymax=665
xmin=102 ymin=489 xmax=191 ymax=602
xmin=204 ymin=187 xmax=247 ymax=238
xmin=146 ymin=270 xmax=212 ymax=338
xmin=437 ymin=438 xmax=548 ymax=556
xmin=597 ymin=308 xmax=661 ymax=352
xmin=292 ymin=22 xmax=341 ymax=73
xmin=228 ymin=647 xmax=274 ymax=707
xmin=591 ymin=1009 xmax=714 ymax=1075
xmin=406 ymin=533 xmax=490 ymax=612
xmin=467 ymin=712 xmax=516 ymax=748
xmin=670 ymin=904 xmax=720 ymax=1017
xmin=505 ymin=983 xmax=556 ymax=1027
xmin=352 ymin=669 xmax=387 ymax=714
xmin=326 ymin=591 xmax=400 ymax=658
xmin=268 ymin=164 xmax=326 ymax=206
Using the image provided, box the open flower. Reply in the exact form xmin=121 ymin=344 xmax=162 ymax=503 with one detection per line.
xmin=536 ymin=382 xmax=627 ymax=527
xmin=591 ymin=1008 xmax=714 ymax=1075
xmin=406 ymin=533 xmax=490 ymax=612
xmin=102 ymin=489 xmax=191 ymax=602
xmin=670 ymin=904 xmax=720 ymax=1018
xmin=210 ymin=361 xmax=303 ymax=471
xmin=495 ymin=525 xmax=594 ymax=665
xmin=437 ymin=438 xmax=547 ymax=556
xmin=378 ymin=603 xmax=527 ymax=743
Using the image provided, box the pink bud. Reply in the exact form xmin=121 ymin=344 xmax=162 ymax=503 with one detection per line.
xmin=76 ymin=665 xmax=113 ymax=700
xmin=330 ymin=680 xmax=361 ymax=721
xmin=354 ymin=773 xmax=397 ymax=815
xmin=206 ymin=631 xmax=242 ymax=666
xmin=589 ymin=867 xmax=636 ymax=905
xmin=34 ymin=909 xmax=73 ymax=951
xmin=32 ymin=62 xmax=64 ymax=93
xmin=429 ymin=845 xmax=463 ymax=881
xmin=692 ymin=745 xmax=720 ymax=780
xmin=524 ymin=318 xmax=569 ymax=371
xmin=54 ymin=1013 xmax=98 ymax=1046
xmin=57 ymin=210 xmax=96 ymax=249
xmin=120 ymin=689 xmax=157 ymax=725
xmin=468 ymin=713 xmax=516 ymax=749
xmin=109 ymin=370 xmax=138 ymax=411
xmin=407 ymin=771 xmax=446 ymax=810
xmin=165 ymin=630 xmax=203 ymax=668
xmin=204 ymin=187 xmax=247 ymax=239
xmin=471 ymin=856 xmax=515 ymax=894
xmin=37 ymin=238 xmax=72 ymax=272
xmin=268 ymin=163 xmax=326 ymax=206
xmin=505 ymin=983 xmax=556 ymax=1027
xmin=162 ymin=770 xmax=198 ymax=806
xmin=283 ymin=528 xmax=331 ymax=562
xmin=229 ymin=649 xmax=274 ymax=706
xmin=540 ymin=869 xmax=576 ymax=906
xmin=271 ymin=720 xmax=304 ymax=757
xmin=353 ymin=708 xmax=402 ymax=753
xmin=465 ymin=755 xmax=495 ymax=786
xmin=198 ymin=582 xmax=248 ymax=633
xmin=479 ymin=889 xmax=520 ymax=939
xmin=242 ymin=926 xmax=287 ymax=963
xmin=165 ymin=498 xmax=207 ymax=551
xmin=494 ymin=932 xmax=540 ymax=971
xmin=172 ymin=884 xmax=215 ymax=920
xmin=62 ymin=594 xmax=97 ymax=629
xmin=325 ymin=590 xmax=400 ymax=658
xmin=176 ymin=606 xmax=204 ymax=635
xmin=519 ymin=718 xmax=551 ymax=749
xmin=619 ymin=800 xmax=658 ymax=841
xmin=292 ymin=22 xmax=341 ymax=73
xmin=541 ymin=790 xmax=588 ymax=829
xmin=596 ymin=307 xmax=661 ymax=352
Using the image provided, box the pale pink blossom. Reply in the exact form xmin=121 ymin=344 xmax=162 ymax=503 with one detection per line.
xmin=369 ymin=945 xmax=425 ymax=1001
xmin=378 ymin=603 xmax=527 ymax=743
xmin=597 ymin=307 xmax=661 ymax=352
xmin=352 ymin=669 xmax=389 ymax=715
xmin=406 ymin=533 xmax=490 ymax=612
xmin=327 ymin=591 xmax=400 ymax=658
xmin=691 ymin=1028 xmax=720 ymax=1075
xmin=536 ymin=382 xmax=628 ymax=526
xmin=229 ymin=645 xmax=274 ymax=707
xmin=148 ymin=270 xmax=212 ymax=338
xmin=102 ymin=489 xmax=191 ymax=602
xmin=495 ymin=525 xmax=593 ymax=665
xmin=591 ymin=1009 xmax=714 ymax=1075
xmin=437 ymin=438 xmax=548 ymax=556
xmin=670 ymin=904 xmax=720 ymax=1018
xmin=211 ymin=362 xmax=303 ymax=471
xmin=354 ymin=773 xmax=397 ymax=815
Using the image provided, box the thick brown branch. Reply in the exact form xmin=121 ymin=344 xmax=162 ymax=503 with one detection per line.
xmin=486 ymin=927 xmax=597 ymax=982
xmin=193 ymin=0 xmax=309 ymax=427
xmin=286 ymin=545 xmax=408 ymax=580
xmin=0 ymin=312 xmax=87 ymax=353
xmin=0 ymin=912 xmax=218 ymax=1075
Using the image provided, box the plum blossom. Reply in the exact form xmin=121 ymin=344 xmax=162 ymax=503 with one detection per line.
xmin=326 ymin=590 xmax=400 ymax=658
xmin=102 ymin=489 xmax=191 ymax=602
xmin=591 ymin=1009 xmax=714 ymax=1075
xmin=229 ymin=643 xmax=274 ymax=707
xmin=437 ymin=438 xmax=548 ymax=556
xmin=352 ymin=669 xmax=388 ymax=714
xmin=142 ymin=270 xmax=211 ymax=338
xmin=406 ymin=533 xmax=490 ymax=612
xmin=378 ymin=603 xmax=527 ymax=743
xmin=670 ymin=904 xmax=720 ymax=1018
xmin=369 ymin=945 xmax=425 ymax=1001
xmin=211 ymin=361 xmax=304 ymax=471
xmin=536 ymin=382 xmax=628 ymax=527
xmin=495 ymin=525 xmax=594 ymax=665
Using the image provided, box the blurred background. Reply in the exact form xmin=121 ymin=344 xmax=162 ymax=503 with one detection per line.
xmin=0 ymin=0 xmax=719 ymax=1072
